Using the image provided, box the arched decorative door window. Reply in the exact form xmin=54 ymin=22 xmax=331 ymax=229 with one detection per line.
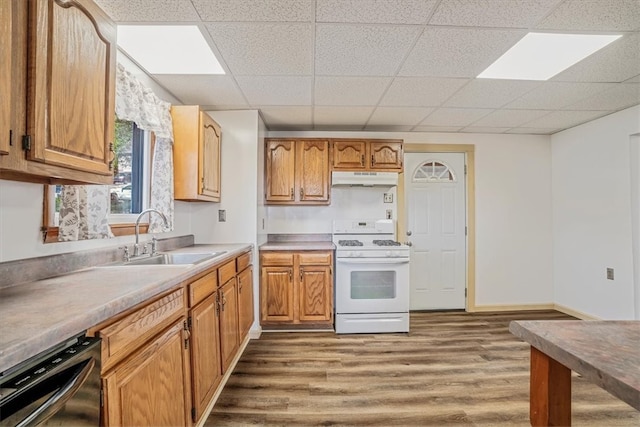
xmin=412 ymin=161 xmax=456 ymax=183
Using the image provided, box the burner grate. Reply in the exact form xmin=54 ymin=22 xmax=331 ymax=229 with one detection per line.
xmin=372 ymin=240 xmax=401 ymax=246
xmin=338 ymin=240 xmax=364 ymax=247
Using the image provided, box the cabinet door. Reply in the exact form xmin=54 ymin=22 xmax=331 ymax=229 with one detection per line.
xmin=237 ymin=266 xmax=254 ymax=340
xmin=332 ymin=140 xmax=367 ymax=170
xmin=27 ymin=0 xmax=115 ymax=180
xmin=299 ymin=265 xmax=333 ymax=322
xmin=260 ymin=266 xmax=295 ymax=323
xmin=0 ymin=0 xmax=11 ymax=155
xmin=265 ymin=139 xmax=295 ymax=202
xmin=219 ymin=278 xmax=239 ymax=373
xmin=296 ymin=140 xmax=330 ymax=203
xmin=103 ymin=319 xmax=191 ymax=427
xmin=370 ymin=141 xmax=403 ymax=170
xmin=200 ymin=112 xmax=221 ymax=200
xmin=190 ymin=294 xmax=222 ymax=423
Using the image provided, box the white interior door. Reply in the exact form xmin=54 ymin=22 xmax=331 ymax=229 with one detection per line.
xmin=405 ymin=153 xmax=466 ymax=310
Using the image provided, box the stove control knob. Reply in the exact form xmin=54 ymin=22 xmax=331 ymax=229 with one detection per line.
xmin=355 ymin=251 xmax=362 ymax=257
xmin=385 ymin=250 xmax=392 ymax=257
xmin=347 ymin=251 xmax=354 ymax=257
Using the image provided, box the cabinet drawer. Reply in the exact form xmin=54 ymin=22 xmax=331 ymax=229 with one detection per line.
xmin=261 ymin=252 xmax=294 ymax=266
xmin=218 ymin=260 xmax=236 ymax=285
xmin=299 ymin=252 xmax=332 ymax=265
xmin=189 ymin=270 xmax=218 ymax=307
xmin=98 ymin=288 xmax=185 ymax=372
xmin=236 ymin=251 xmax=252 ymax=272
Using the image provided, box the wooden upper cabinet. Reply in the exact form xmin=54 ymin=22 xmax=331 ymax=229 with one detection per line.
xmin=331 ymin=139 xmax=403 ymax=172
xmin=265 ymin=139 xmax=296 ymax=202
xmin=296 ymin=140 xmax=330 ymax=203
xmin=172 ymin=106 xmax=222 ymax=202
xmin=370 ymin=141 xmax=403 ymax=170
xmin=0 ymin=0 xmax=12 ymax=156
xmin=26 ymin=0 xmax=115 ymax=181
xmin=331 ymin=140 xmax=367 ymax=170
xmin=265 ymin=138 xmax=330 ymax=205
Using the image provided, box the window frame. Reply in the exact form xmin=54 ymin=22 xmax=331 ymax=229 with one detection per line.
xmin=41 ymin=130 xmax=156 ymax=244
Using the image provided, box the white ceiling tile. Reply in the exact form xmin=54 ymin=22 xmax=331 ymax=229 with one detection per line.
xmin=380 ymin=77 xmax=469 ymax=107
xmin=444 ymin=79 xmax=540 ymax=108
xmin=551 ymin=33 xmax=640 ymax=83
xmin=460 ymin=127 xmax=510 ymax=134
xmin=258 ymin=107 xmax=313 ymax=129
xmin=205 ymin=23 xmax=313 ymax=75
xmin=522 ymin=110 xmax=609 ymax=128
xmin=316 ymin=0 xmax=437 ymax=24
xmin=564 ymin=83 xmax=640 ymax=111
xmin=201 ymin=105 xmax=251 ymax=111
xmin=192 ymin=0 xmax=314 ymax=22
xmin=399 ymin=28 xmax=525 ymax=78
xmin=364 ymin=125 xmax=415 ymax=132
xmin=505 ymin=82 xmax=616 ymax=109
xmin=153 ymin=75 xmax=247 ymax=106
xmin=471 ymin=109 xmax=552 ymax=127
xmin=367 ymin=107 xmax=434 ymax=126
xmin=412 ymin=125 xmax=463 ymax=132
xmin=420 ymin=108 xmax=493 ymax=127
xmin=505 ymin=128 xmax=559 ymax=135
xmin=536 ymin=0 xmax=640 ymax=31
xmin=314 ymin=106 xmax=374 ymax=126
xmin=315 ymin=24 xmax=421 ymax=76
xmin=429 ymin=0 xmax=561 ymax=28
xmin=315 ymin=77 xmax=391 ymax=106
xmin=236 ymin=76 xmax=313 ymax=105
xmin=94 ymin=0 xmax=199 ymax=21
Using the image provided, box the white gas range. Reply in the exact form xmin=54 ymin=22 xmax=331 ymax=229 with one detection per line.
xmin=332 ymin=219 xmax=410 ymax=334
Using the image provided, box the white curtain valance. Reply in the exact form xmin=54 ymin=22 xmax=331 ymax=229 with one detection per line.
xmin=115 ymin=63 xmax=173 ymax=141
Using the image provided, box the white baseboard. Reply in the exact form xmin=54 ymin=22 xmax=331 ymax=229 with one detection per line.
xmin=553 ymin=303 xmax=601 ymax=320
xmin=470 ymin=303 xmax=554 ymax=312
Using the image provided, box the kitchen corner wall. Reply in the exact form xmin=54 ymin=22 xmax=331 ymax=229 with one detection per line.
xmin=551 ymin=105 xmax=640 ymax=320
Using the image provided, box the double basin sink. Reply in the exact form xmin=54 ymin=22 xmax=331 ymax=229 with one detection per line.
xmin=105 ymin=251 xmax=227 ymax=267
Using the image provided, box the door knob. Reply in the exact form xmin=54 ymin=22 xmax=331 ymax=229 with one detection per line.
xmin=406 ymin=230 xmax=412 ymax=236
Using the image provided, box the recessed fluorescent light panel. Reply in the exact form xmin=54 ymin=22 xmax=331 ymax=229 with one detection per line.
xmin=117 ymin=25 xmax=225 ymax=74
xmin=478 ymin=32 xmax=621 ymax=80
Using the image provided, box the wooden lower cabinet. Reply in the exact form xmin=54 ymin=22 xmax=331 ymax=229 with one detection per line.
xmin=237 ymin=266 xmax=254 ymax=340
xmin=260 ymin=250 xmax=333 ymax=327
xmin=102 ymin=319 xmax=192 ymax=427
xmin=189 ymin=293 xmax=222 ymax=423
xmin=219 ymin=277 xmax=239 ymax=373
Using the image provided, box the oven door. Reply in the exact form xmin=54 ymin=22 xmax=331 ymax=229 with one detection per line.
xmin=335 ymin=258 xmax=409 ymax=314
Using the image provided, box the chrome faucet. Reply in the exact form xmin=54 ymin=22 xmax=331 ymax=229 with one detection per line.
xmin=133 ymin=209 xmax=169 ymax=257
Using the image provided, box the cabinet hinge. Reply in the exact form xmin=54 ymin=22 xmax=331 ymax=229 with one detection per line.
xmin=22 ymin=135 xmax=31 ymax=151
xmin=464 ymin=164 xmax=467 ymax=175
xmin=187 ymin=316 xmax=192 ymax=330
xmin=191 ymin=408 xmax=196 ymax=422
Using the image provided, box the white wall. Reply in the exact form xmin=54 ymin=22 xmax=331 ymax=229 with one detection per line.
xmin=269 ymin=130 xmax=554 ymax=308
xmin=552 ymin=106 xmax=640 ymax=320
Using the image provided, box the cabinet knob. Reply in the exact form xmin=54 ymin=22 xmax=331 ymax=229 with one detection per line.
xmin=361 ymin=154 xmax=364 ymax=166
xmin=300 ymin=267 xmax=304 ymax=281
xmin=300 ymin=187 xmax=304 ymax=199
xmin=289 ymin=268 xmax=293 ymax=282
xmin=290 ymin=188 xmax=294 ymax=200
xmin=371 ymin=154 xmax=375 ymax=165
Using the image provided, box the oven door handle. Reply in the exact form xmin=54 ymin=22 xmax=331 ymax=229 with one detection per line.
xmin=336 ymin=258 xmax=409 ymax=264
xmin=15 ymin=358 xmax=95 ymax=427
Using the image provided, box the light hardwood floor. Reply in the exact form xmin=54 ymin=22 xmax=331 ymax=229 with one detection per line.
xmin=207 ymin=311 xmax=639 ymax=426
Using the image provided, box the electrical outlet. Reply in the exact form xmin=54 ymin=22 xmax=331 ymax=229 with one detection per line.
xmin=384 ymin=193 xmax=393 ymax=203
xmin=218 ymin=209 xmax=226 ymax=222
xmin=606 ymin=267 xmax=614 ymax=280
xmin=386 ymin=209 xmax=392 ymax=219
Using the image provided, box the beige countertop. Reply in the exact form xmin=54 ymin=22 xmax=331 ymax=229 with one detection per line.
xmin=0 ymin=243 xmax=252 ymax=373
xmin=259 ymin=241 xmax=336 ymax=251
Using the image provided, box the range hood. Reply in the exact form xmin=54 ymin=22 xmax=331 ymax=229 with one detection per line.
xmin=331 ymin=171 xmax=398 ymax=187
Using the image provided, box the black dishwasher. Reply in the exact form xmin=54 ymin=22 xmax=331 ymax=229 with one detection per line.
xmin=0 ymin=335 xmax=101 ymax=426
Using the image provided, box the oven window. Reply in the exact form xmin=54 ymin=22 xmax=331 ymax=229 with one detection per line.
xmin=350 ymin=271 xmax=396 ymax=299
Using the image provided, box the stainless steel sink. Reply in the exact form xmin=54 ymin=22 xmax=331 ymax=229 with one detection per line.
xmin=103 ymin=251 xmax=227 ymax=267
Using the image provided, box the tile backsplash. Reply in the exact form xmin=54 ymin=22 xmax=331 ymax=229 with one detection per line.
xmin=266 ymin=186 xmax=397 ymax=234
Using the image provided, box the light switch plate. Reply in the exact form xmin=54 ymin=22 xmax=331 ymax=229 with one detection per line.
xmin=384 ymin=193 xmax=393 ymax=203
xmin=218 ymin=209 xmax=226 ymax=222
xmin=606 ymin=267 xmax=614 ymax=280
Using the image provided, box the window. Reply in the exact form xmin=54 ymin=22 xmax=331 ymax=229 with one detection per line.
xmin=45 ymin=118 xmax=152 ymax=239
xmin=412 ymin=161 xmax=456 ymax=183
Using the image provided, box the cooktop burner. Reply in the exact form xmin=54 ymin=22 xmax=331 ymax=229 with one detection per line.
xmin=372 ymin=240 xmax=401 ymax=246
xmin=338 ymin=240 xmax=364 ymax=246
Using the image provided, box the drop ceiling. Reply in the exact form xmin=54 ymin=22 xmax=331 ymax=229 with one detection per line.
xmin=95 ymin=0 xmax=640 ymax=135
